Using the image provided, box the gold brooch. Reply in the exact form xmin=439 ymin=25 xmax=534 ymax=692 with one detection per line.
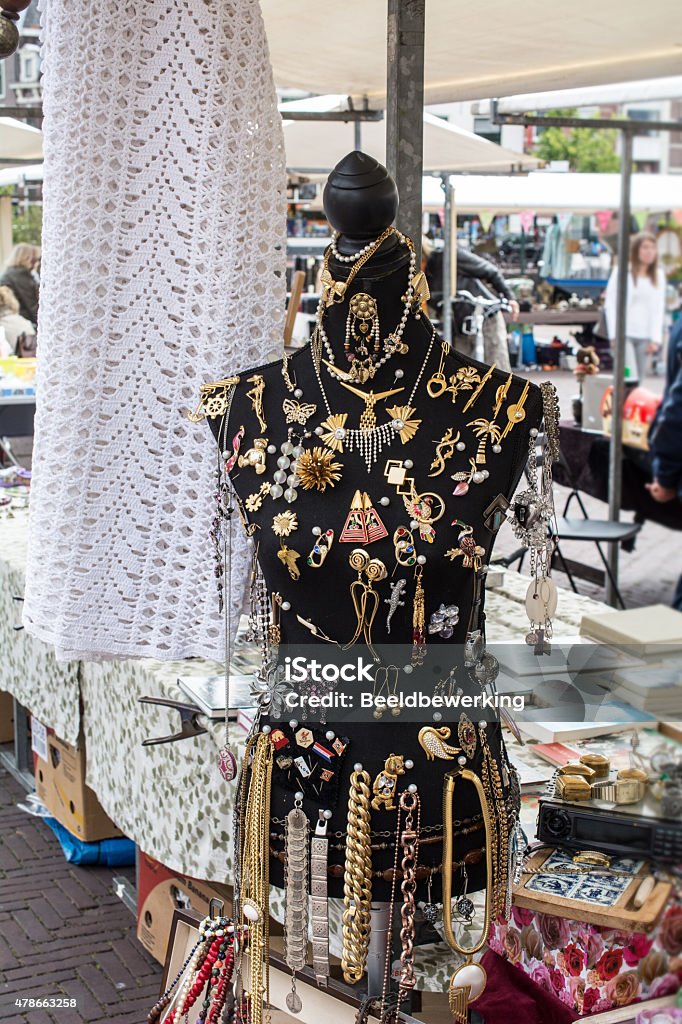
xmin=296 ymin=447 xmax=343 ymax=492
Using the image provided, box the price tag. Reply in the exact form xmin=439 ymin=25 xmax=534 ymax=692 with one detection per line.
xmin=31 ymin=717 xmax=47 ymax=762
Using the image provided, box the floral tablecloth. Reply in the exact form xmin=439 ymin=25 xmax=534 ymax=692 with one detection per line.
xmin=0 ymin=508 xmax=80 ymax=744
xmin=490 ymin=899 xmax=682 ymax=1015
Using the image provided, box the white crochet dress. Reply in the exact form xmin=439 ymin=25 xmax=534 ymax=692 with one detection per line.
xmin=23 ymin=0 xmax=286 ymax=661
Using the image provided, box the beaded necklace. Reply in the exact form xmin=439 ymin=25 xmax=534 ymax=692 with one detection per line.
xmin=316 ymin=230 xmax=417 ymax=384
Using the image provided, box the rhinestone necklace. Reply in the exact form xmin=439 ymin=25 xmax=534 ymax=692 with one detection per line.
xmin=312 ymin=327 xmax=435 ymax=472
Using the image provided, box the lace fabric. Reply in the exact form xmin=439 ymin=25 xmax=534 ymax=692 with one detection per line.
xmin=23 ymin=0 xmax=286 ymax=660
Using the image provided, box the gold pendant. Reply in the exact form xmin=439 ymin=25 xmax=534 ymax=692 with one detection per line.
xmin=326 ymin=367 xmax=404 ymax=434
xmin=448 ymin=958 xmax=487 ymax=1023
xmin=245 ymin=374 xmax=267 ymax=433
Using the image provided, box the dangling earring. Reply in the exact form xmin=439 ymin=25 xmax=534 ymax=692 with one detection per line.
xmin=344 ymin=548 xmax=387 ymax=661
xmin=362 ymin=491 xmax=388 ymax=544
xmin=411 ymin=566 xmax=426 ymax=666
xmin=340 ymin=489 xmax=367 ymax=543
xmin=340 ymin=490 xmax=388 ymax=544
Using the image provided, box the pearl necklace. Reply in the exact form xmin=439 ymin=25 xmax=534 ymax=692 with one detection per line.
xmin=312 ymin=327 xmax=435 ymax=472
xmin=330 ymin=229 xmax=387 ymax=264
xmin=317 ymin=234 xmax=418 ymax=384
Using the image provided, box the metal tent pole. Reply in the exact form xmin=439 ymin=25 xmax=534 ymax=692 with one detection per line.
xmin=386 ymin=0 xmax=426 ymax=264
xmin=442 ymin=174 xmax=453 ymax=344
xmin=606 ymin=129 xmax=633 ymax=607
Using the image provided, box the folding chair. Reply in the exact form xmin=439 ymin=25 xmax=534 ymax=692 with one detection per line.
xmin=494 ymin=442 xmax=641 ymax=609
xmin=550 ymin=449 xmax=641 ymax=608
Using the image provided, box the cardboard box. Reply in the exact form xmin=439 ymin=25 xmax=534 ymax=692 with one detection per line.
xmin=33 ymin=732 xmax=123 ymax=842
xmin=136 ymin=851 xmax=232 ymax=965
xmin=0 ymin=691 xmax=15 ymax=744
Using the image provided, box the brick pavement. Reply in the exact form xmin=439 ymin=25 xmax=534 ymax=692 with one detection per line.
xmin=0 ymin=768 xmax=162 ymax=1024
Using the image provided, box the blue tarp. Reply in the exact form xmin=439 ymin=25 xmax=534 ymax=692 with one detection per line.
xmin=43 ymin=816 xmax=135 ymax=867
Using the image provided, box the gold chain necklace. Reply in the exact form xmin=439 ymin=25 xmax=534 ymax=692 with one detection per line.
xmin=342 ymin=766 xmax=373 ymax=983
xmin=240 ymin=734 xmax=274 ymax=1024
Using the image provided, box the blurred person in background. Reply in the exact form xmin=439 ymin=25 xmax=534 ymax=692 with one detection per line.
xmin=646 ymin=316 xmax=682 ymax=611
xmin=0 ymin=244 xmax=40 ymax=327
xmin=0 ymin=322 xmax=10 ymax=358
xmin=423 ymin=238 xmax=519 ymax=369
xmin=605 ymin=232 xmax=666 ymax=382
xmin=0 ymin=286 xmax=36 ymax=353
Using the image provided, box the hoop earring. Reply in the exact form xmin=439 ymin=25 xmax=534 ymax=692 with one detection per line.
xmin=393 ymin=526 xmax=416 ymax=567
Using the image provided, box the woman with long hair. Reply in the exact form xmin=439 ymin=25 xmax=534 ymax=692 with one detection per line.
xmin=604 ymin=231 xmax=666 ymax=382
xmin=0 ymin=285 xmax=36 ymax=353
xmin=0 ymin=243 xmax=40 ymax=326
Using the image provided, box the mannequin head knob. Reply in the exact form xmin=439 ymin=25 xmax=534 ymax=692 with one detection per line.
xmin=323 ymin=151 xmax=399 ymax=239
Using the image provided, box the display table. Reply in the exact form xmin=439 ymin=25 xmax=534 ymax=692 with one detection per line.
xmin=557 ymin=421 xmax=682 ymax=531
xmin=0 ymin=507 xmax=608 ymax=991
xmin=1 ymin=507 xmax=606 ymax=869
xmin=0 ymin=393 xmax=36 ymax=437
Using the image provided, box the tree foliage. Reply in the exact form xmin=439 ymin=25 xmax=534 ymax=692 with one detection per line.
xmin=534 ymin=108 xmax=621 ymax=173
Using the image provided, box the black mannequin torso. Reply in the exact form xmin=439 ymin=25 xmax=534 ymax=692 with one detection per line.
xmin=206 ymin=154 xmax=542 ymax=903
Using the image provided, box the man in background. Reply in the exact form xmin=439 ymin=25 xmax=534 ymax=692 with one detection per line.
xmin=424 ymin=239 xmax=519 ymax=369
xmin=646 ymin=316 xmax=682 ymax=610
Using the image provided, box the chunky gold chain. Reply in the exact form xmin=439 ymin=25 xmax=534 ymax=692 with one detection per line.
xmin=342 ymin=768 xmax=373 ymax=983
xmin=240 ymin=733 xmax=274 ymax=1024
xmin=480 ymin=726 xmax=509 ymax=919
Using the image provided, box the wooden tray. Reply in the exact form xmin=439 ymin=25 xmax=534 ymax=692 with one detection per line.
xmin=513 ymin=848 xmax=671 ymax=931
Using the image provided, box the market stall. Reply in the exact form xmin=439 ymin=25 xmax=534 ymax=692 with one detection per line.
xmin=0 ymin=4 xmax=680 ymax=1024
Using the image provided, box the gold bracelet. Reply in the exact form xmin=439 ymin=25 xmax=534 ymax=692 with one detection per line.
xmin=342 ymin=766 xmax=373 ymax=984
xmin=591 ymin=778 xmax=647 ymax=805
xmin=442 ymin=764 xmax=492 ymax=1024
xmin=240 ymin=733 xmax=274 ymax=1024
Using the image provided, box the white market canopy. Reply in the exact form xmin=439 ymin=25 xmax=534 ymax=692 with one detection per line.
xmin=472 ymin=76 xmax=682 ymax=115
xmin=422 ymin=171 xmax=682 ymax=213
xmin=0 ymin=117 xmax=43 ymax=169
xmin=263 ymin=0 xmax=682 ymax=103
xmin=282 ymin=107 xmax=539 ymax=174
